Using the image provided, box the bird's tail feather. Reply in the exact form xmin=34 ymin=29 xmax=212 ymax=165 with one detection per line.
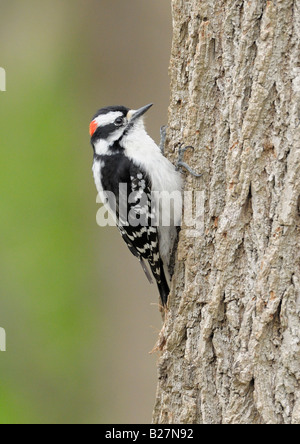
xmin=157 ymin=262 xmax=170 ymax=306
xmin=139 ymin=257 xmax=153 ymax=284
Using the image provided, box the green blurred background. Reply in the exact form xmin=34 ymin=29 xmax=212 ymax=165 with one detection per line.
xmin=0 ymin=0 xmax=172 ymax=424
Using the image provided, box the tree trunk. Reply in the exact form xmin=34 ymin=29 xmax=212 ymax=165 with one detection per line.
xmin=153 ymin=0 xmax=300 ymax=425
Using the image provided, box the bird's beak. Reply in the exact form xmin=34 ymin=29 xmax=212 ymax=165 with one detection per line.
xmin=127 ymin=103 xmax=153 ymax=123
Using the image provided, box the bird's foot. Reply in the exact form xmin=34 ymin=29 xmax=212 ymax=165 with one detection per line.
xmin=160 ymin=128 xmax=202 ymax=178
xmin=177 ymin=145 xmax=202 ymax=178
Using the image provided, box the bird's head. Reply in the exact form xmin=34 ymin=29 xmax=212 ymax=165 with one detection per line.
xmin=89 ymin=104 xmax=153 ymax=152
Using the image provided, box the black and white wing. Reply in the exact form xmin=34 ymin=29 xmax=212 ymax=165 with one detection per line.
xmin=116 ymin=163 xmax=169 ymax=305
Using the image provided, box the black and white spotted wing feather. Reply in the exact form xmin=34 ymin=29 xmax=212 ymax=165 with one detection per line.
xmin=115 ymin=164 xmax=169 ymax=305
xmin=97 ymin=153 xmax=169 ymax=305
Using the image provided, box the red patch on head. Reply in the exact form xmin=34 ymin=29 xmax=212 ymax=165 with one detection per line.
xmin=89 ymin=120 xmax=98 ymax=137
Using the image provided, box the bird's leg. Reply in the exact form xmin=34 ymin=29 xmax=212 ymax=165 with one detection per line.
xmin=160 ymin=125 xmax=168 ymax=154
xmin=177 ymin=145 xmax=202 ymax=178
xmin=160 ymin=127 xmax=202 ymax=177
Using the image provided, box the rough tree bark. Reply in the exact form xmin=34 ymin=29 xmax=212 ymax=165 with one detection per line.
xmin=153 ymin=0 xmax=300 ymax=424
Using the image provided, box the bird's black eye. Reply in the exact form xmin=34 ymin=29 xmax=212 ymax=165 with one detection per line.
xmin=114 ymin=117 xmax=124 ymax=126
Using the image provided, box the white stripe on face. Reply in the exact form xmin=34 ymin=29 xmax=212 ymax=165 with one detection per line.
xmin=94 ymin=111 xmax=123 ymax=128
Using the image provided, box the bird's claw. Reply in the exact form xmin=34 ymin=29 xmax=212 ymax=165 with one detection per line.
xmin=177 ymin=145 xmax=202 ymax=178
xmin=160 ymin=129 xmax=202 ymax=178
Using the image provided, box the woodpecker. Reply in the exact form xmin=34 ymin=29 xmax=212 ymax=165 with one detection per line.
xmin=89 ymin=104 xmax=182 ymax=306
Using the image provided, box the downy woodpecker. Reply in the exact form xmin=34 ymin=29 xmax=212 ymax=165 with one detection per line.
xmin=90 ymin=104 xmax=182 ymax=306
